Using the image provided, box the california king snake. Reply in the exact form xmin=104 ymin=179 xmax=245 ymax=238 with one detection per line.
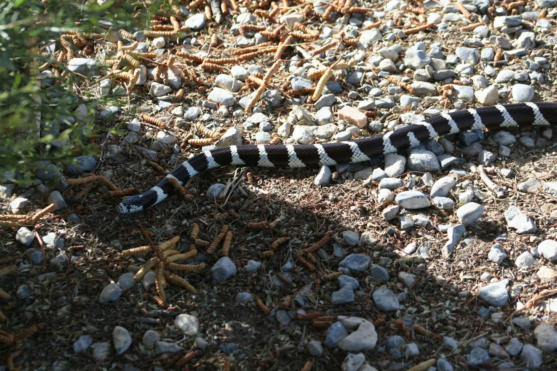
xmin=118 ymin=102 xmax=557 ymax=213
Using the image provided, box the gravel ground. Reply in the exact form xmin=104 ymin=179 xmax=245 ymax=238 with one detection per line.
xmin=2 ymin=0 xmax=557 ymax=370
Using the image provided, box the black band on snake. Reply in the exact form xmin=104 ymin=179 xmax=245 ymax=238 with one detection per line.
xmin=118 ymin=102 xmax=557 ymax=213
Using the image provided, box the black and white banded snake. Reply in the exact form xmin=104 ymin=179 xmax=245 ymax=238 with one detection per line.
xmin=118 ymin=102 xmax=557 ymax=213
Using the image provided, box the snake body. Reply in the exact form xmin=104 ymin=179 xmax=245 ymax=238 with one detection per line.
xmin=118 ymin=102 xmax=557 ymax=213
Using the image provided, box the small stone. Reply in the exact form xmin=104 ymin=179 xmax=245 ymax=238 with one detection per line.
xmin=149 ymin=82 xmax=172 ymax=97
xmin=489 ymin=243 xmax=507 ymax=264
xmin=534 ymin=322 xmax=557 ymax=352
xmin=143 ymin=330 xmax=160 ymax=348
xmin=382 ymin=205 xmax=400 ymax=221
xmin=117 ymin=272 xmax=136 ymax=291
xmin=437 ymin=359 xmax=454 ymax=371
xmin=537 ymin=266 xmax=557 ymax=282
xmin=341 ymin=353 xmax=365 ymax=371
xmin=372 ymin=288 xmax=400 ymax=311
xmin=403 ymin=343 xmax=420 ymax=357
xmin=324 ymin=322 xmax=349 ymax=348
xmin=314 ymin=166 xmax=332 ymax=186
xmin=407 ymin=149 xmax=440 ymax=172
xmin=395 ymin=191 xmax=431 ymax=209
xmin=208 ymin=88 xmax=235 ymax=106
xmin=478 ymin=279 xmax=509 ymax=307
xmin=99 ymin=283 xmax=122 ymax=304
xmin=468 ymin=347 xmax=491 ymax=367
xmin=505 ymin=338 xmax=523 ymax=357
xmin=175 ymin=314 xmax=200 ymax=335
xmin=210 ymin=257 xmax=236 ymax=283
xmin=504 ymin=206 xmax=537 ymax=234
xmin=457 ymin=202 xmax=484 ymax=226
xmin=370 ymin=265 xmax=389 ymax=281
xmin=113 ymin=326 xmax=132 ymax=355
xmin=379 ymin=178 xmax=403 ymax=190
xmin=518 ymin=179 xmax=542 ymax=193
xmin=442 ymin=224 xmax=466 ymax=257
xmin=430 ymin=176 xmax=456 ymax=198
xmin=377 ymin=189 xmax=395 ymax=203
xmin=10 ymin=197 xmax=29 ymax=213
xmin=520 ymin=344 xmax=543 ymax=370
xmin=16 ymin=285 xmax=33 ymax=300
xmin=384 ymin=154 xmax=406 ymax=177
xmin=185 ymin=13 xmax=206 ymax=30
xmin=16 ymin=227 xmax=34 ymax=246
xmin=338 ymin=275 xmax=359 ymax=290
xmin=489 ymin=343 xmax=510 ymax=359
xmin=515 ymin=251 xmax=536 ymax=268
xmin=339 ymin=254 xmax=371 ymax=271
xmin=67 ymin=58 xmax=98 ymax=77
xmin=398 ymin=272 xmax=416 ymax=287
xmin=512 ymin=84 xmax=534 ymax=103
xmin=91 ymin=342 xmax=111 ymax=361
xmin=73 ymin=335 xmax=93 ymax=353
xmin=538 ymin=240 xmax=557 ymax=262
xmin=307 ymin=340 xmax=324 ymax=356
xmin=206 ymin=183 xmax=226 ymax=200
xmin=512 ymin=317 xmax=531 ymax=330
xmin=338 ymin=106 xmax=367 ymax=129
xmin=156 ymin=341 xmax=182 ymax=354
xmin=338 ymin=320 xmax=377 ymax=352
xmin=332 ymin=286 xmax=355 ymax=305
xmin=342 ymin=231 xmax=360 ymax=246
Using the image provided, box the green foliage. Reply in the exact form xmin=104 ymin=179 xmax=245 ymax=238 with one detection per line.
xmin=0 ymin=0 xmax=160 ymax=182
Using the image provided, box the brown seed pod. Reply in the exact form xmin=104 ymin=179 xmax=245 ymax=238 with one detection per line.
xmin=264 ymin=60 xmax=282 ymax=84
xmin=153 ymin=295 xmax=166 ymax=307
xmin=189 ymin=138 xmax=215 ymax=146
xmin=175 ymin=350 xmax=200 ymax=367
xmin=151 ymin=24 xmax=175 ymax=31
xmin=145 ymin=30 xmax=178 ymax=37
xmin=494 ymin=48 xmax=503 ymax=62
xmin=403 ymin=23 xmax=435 ymax=35
xmin=312 ymin=68 xmax=333 ymax=101
xmin=221 ymin=231 xmax=233 ymax=256
xmin=347 ymin=6 xmax=368 ymax=14
xmin=322 ymin=3 xmax=336 ymax=20
xmin=188 ymin=0 xmax=205 ymax=9
xmin=167 ymin=176 xmax=191 ymax=201
xmin=460 ymin=22 xmax=485 ymax=31
xmin=297 ymin=253 xmax=316 ymax=271
xmin=165 ymin=272 xmax=197 ymax=293
xmin=210 ymin=33 xmax=219 ymax=47
xmin=196 ymin=123 xmax=222 ymax=139
xmin=221 ymin=0 xmax=228 ymax=14
xmin=0 ymin=220 xmax=29 ymax=228
xmin=274 ymin=35 xmax=294 ymax=60
xmin=269 ymin=135 xmax=281 ymax=145
xmin=290 ymin=31 xmax=316 ymax=41
xmin=216 ymin=212 xmax=228 ymax=221
xmin=0 ymin=265 xmax=16 ymax=278
xmin=167 ymin=249 xmax=198 ymax=263
xmin=386 ymin=75 xmax=415 ymax=94
xmin=140 ymin=114 xmax=167 ymax=129
xmin=288 ymin=87 xmax=316 ymax=96
xmin=312 ymin=41 xmax=337 ymax=56
xmin=314 ymin=278 xmax=320 ymax=288
xmin=201 ymin=62 xmax=224 ymax=70
xmin=113 ymin=71 xmax=135 ymax=81
xmin=147 ymin=160 xmax=166 ymax=175
xmin=158 ymin=236 xmax=180 ymax=251
xmin=261 ymin=250 xmax=274 ymax=257
xmin=31 ymin=203 xmax=56 ymax=223
xmin=190 ymin=223 xmax=200 ymax=239
xmin=294 ymin=23 xmax=319 ymax=37
xmin=270 ymin=237 xmax=289 ymax=249
xmin=194 ymin=238 xmax=210 ymax=247
xmin=343 ymin=38 xmax=358 ymax=46
xmin=170 ymin=16 xmax=181 ymax=31
xmin=236 ymin=47 xmax=279 ymax=62
xmin=362 ymin=21 xmax=382 ymax=30
xmin=456 ymin=2 xmax=472 ymax=20
xmin=239 ymin=24 xmax=266 ymax=36
xmin=255 ymin=298 xmax=271 ymax=314
xmin=222 ymin=358 xmax=231 ymax=371
xmin=127 ymin=69 xmax=141 ymax=91
xmin=176 ymin=51 xmax=205 ymax=63
xmin=248 ymin=75 xmax=266 ymax=86
xmin=232 ymin=42 xmax=274 ymax=55
xmin=14 ymin=323 xmax=45 ymax=343
xmin=282 ymin=295 xmax=292 ymax=308
xmin=540 ymin=8 xmax=548 ymax=18
xmin=121 ymin=53 xmax=140 ymax=67
xmin=122 ymin=245 xmax=152 ymax=256
xmin=207 ymin=225 xmax=230 ymax=254
xmin=322 ymin=271 xmax=343 ymax=281
xmin=247 ymin=221 xmax=268 ymax=230
xmin=297 ymin=312 xmax=322 ymax=320
xmin=119 ymin=29 xmax=135 ymax=41
xmin=407 ymin=359 xmax=437 ymax=371
xmin=102 ymin=187 xmax=138 ymax=198
xmin=306 ymin=253 xmax=317 ymax=264
xmin=301 ymin=361 xmax=313 ymax=371
xmin=451 ymin=80 xmax=468 ymax=85
xmin=0 ymin=332 xmax=13 ymax=343
xmin=134 ymin=258 xmax=158 ymax=281
xmin=245 ymin=84 xmax=266 ymax=113
xmin=167 ymin=262 xmax=205 ymax=272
